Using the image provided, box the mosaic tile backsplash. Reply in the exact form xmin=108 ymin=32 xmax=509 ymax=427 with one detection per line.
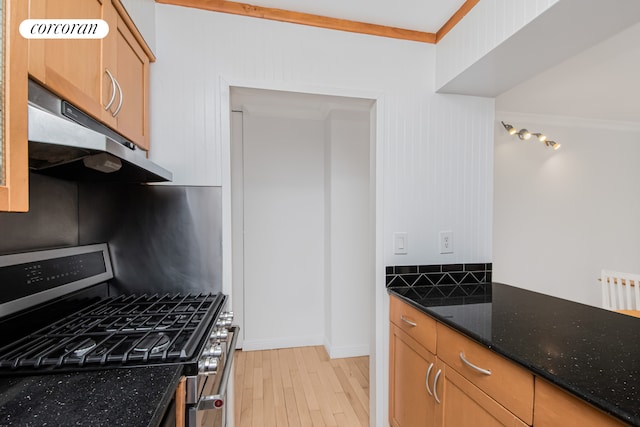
xmin=386 ymin=263 xmax=492 ymax=300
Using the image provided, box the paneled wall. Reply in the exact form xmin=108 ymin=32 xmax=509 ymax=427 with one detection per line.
xmin=436 ymin=0 xmax=559 ymax=90
xmin=151 ymin=5 xmax=494 ymax=266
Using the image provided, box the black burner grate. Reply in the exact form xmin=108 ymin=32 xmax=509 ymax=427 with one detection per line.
xmin=0 ymin=293 xmax=224 ymax=372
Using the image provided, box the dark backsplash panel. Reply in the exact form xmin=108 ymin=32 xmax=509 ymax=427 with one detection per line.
xmin=0 ymin=173 xmax=79 ymax=255
xmin=0 ymin=173 xmax=223 ymax=297
xmin=386 ymin=263 xmax=492 ymax=300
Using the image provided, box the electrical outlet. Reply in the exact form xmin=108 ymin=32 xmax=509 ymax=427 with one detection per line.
xmin=439 ymin=231 xmax=453 ymax=254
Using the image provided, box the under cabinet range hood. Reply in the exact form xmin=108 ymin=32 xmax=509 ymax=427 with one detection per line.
xmin=27 ymin=80 xmax=172 ymax=183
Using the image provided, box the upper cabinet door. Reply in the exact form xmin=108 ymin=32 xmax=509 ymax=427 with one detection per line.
xmin=0 ymin=0 xmax=29 ymax=212
xmin=28 ymin=0 xmax=116 ymax=128
xmin=111 ymin=8 xmax=150 ymax=150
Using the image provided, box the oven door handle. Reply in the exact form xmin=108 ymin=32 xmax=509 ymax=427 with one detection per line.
xmin=197 ymin=325 xmax=240 ymax=411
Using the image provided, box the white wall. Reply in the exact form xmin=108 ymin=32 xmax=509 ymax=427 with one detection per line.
xmin=325 ymin=110 xmax=371 ymax=359
xmin=435 ymin=0 xmax=559 ymax=91
xmin=241 ymin=113 xmax=326 ymax=349
xmin=120 ymin=0 xmax=156 ymax=53
xmin=151 ymin=6 xmax=494 ymax=269
xmin=493 ymin=114 xmax=640 ymax=307
xmin=151 ymin=7 xmax=495 ymax=425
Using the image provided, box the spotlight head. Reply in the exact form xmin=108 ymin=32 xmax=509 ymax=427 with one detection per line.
xmin=518 ymin=129 xmax=532 ymax=140
xmin=501 ymin=121 xmax=517 ymax=135
xmin=534 ymin=133 xmax=547 ymax=142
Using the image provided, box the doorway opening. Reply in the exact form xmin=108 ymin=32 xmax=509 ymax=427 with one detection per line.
xmin=230 ymin=87 xmax=376 ymax=360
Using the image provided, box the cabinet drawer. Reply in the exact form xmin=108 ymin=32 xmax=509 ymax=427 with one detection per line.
xmin=437 ymin=324 xmax=534 ymax=424
xmin=390 ymin=295 xmax=436 ymax=354
xmin=534 ymin=379 xmax=628 ymax=427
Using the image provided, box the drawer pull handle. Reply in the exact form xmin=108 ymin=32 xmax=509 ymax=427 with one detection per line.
xmin=425 ymin=363 xmax=434 ymax=395
xmin=400 ymin=316 xmax=417 ymax=327
xmin=459 ymin=352 xmax=492 ymax=375
xmin=433 ymin=369 xmax=442 ymax=404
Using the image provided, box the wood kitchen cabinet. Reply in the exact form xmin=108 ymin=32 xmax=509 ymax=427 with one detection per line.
xmin=389 ymin=324 xmax=437 ymax=427
xmin=534 ymin=379 xmax=628 ymax=427
xmin=28 ymin=0 xmax=152 ymax=150
xmin=389 ymin=295 xmax=534 ymax=427
xmin=436 ymin=323 xmax=534 ymax=425
xmin=389 ymin=296 xmax=438 ymax=427
xmin=109 ymin=11 xmax=150 ymax=150
xmin=436 ymin=365 xmax=528 ymax=427
xmin=0 ymin=0 xmax=29 ymax=212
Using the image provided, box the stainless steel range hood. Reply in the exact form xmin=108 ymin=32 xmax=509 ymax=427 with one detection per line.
xmin=28 ymin=80 xmax=172 ymax=183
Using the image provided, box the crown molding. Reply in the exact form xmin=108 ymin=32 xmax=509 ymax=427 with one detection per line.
xmin=156 ymin=0 xmax=479 ymax=44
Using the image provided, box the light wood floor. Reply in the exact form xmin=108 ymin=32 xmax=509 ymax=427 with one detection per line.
xmin=233 ymin=346 xmax=369 ymax=427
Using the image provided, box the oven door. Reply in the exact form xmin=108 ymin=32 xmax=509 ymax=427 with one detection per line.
xmin=187 ymin=325 xmax=239 ymax=427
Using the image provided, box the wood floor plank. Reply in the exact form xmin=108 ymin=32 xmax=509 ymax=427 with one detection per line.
xmin=234 ymin=351 xmax=246 ymax=425
xmin=262 ymin=377 xmax=276 ymax=427
xmin=335 ymin=391 xmax=364 ymax=427
xmin=309 ymin=410 xmax=325 ymax=427
xmin=283 ymin=387 xmax=302 ymax=427
xmin=294 ymin=347 xmax=320 ymax=411
xmin=278 ymin=348 xmax=294 ymax=389
xmin=332 ymin=362 xmax=369 ymax=425
xmin=234 ymin=346 xmax=369 ymax=427
xmin=316 ymin=362 xmax=342 ymax=414
xmin=310 ymin=371 xmax=338 ymax=426
xmin=252 ymin=366 xmax=264 ymax=400
xmin=251 ymin=395 xmax=264 ymax=427
xmin=243 ymin=351 xmax=255 ymax=389
xmin=291 ymin=368 xmax=314 ymax=426
xmin=263 ymin=349 xmax=273 ymax=380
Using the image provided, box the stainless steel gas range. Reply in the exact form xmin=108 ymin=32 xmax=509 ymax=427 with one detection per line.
xmin=0 ymin=243 xmax=238 ymax=427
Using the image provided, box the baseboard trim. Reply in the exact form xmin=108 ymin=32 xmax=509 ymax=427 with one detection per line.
xmin=241 ymin=335 xmax=324 ymax=351
xmin=326 ymin=343 xmax=370 ymax=359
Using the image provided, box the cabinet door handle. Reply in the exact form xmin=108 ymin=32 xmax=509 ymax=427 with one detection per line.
xmin=425 ymin=363 xmax=434 ymax=395
xmin=112 ymin=76 xmax=124 ymax=117
xmin=104 ymin=69 xmax=117 ymax=112
xmin=400 ymin=316 xmax=417 ymax=327
xmin=433 ymin=369 xmax=442 ymax=404
xmin=459 ymin=352 xmax=492 ymax=375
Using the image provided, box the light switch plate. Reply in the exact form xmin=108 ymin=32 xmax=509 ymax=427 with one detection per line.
xmin=393 ymin=232 xmax=408 ymax=255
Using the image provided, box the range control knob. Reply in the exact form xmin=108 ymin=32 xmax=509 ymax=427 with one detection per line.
xmin=203 ymin=344 xmax=223 ymax=358
xmin=199 ymin=357 xmax=219 ymax=373
xmin=216 ymin=318 xmax=232 ymax=328
xmin=210 ymin=328 xmax=228 ymax=340
xmin=219 ymin=311 xmax=234 ymax=321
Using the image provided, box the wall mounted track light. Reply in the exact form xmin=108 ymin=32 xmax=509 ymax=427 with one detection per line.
xmin=501 ymin=121 xmax=561 ymax=150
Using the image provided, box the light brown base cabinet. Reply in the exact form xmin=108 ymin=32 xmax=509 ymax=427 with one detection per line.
xmin=390 ymin=324 xmax=437 ymax=427
xmin=390 ymin=295 xmax=630 ymax=427
xmin=533 ymin=379 xmax=628 ymax=427
xmin=390 ymin=295 xmax=533 ymax=427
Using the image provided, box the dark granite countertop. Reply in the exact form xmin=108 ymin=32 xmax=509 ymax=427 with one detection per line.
xmin=0 ymin=365 xmax=182 ymax=427
xmin=389 ymin=283 xmax=640 ymax=426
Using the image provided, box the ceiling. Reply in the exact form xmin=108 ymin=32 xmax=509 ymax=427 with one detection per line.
xmin=226 ymin=0 xmax=466 ymax=34
xmin=496 ymin=22 xmax=640 ymax=123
